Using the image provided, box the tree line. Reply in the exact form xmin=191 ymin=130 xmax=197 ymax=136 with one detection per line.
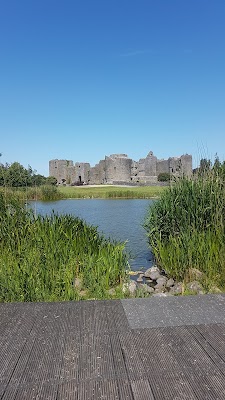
xmin=0 ymin=159 xmax=57 ymax=187
xmin=193 ymin=155 xmax=225 ymax=177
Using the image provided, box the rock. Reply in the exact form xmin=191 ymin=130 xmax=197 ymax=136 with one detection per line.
xmin=107 ymin=288 xmax=116 ymax=296
xmin=137 ymin=274 xmax=144 ymax=282
xmin=188 ymin=268 xmax=203 ymax=280
xmin=146 ymin=286 xmax=155 ymax=294
xmin=151 ymin=266 xmax=161 ymax=273
xmin=186 ymin=281 xmax=204 ymax=294
xmin=140 ymin=284 xmax=155 ymax=294
xmin=154 ymin=284 xmax=165 ymax=292
xmin=79 ymin=290 xmax=87 ymax=297
xmin=74 ymin=277 xmax=82 ymax=289
xmin=169 ymin=282 xmax=183 ymax=295
xmin=145 ymin=278 xmax=153 ymax=283
xmin=145 ymin=266 xmax=160 ymax=279
xmin=154 ymin=287 xmax=165 ymax=293
xmin=166 ymin=278 xmax=175 ymax=288
xmin=150 ymin=271 xmax=161 ymax=280
xmin=208 ymin=286 xmax=222 ymax=294
xmin=122 ymin=280 xmax=137 ymax=295
xmin=128 ymin=270 xmax=144 ymax=276
xmin=156 ymin=276 xmax=168 ymax=285
xmin=144 ymin=268 xmax=152 ymax=278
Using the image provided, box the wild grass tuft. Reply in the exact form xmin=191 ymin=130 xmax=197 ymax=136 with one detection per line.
xmin=0 ymin=193 xmax=128 ymax=302
xmin=144 ymin=171 xmax=225 ymax=287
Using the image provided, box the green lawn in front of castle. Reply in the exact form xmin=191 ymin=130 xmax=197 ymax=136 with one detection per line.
xmin=58 ymin=185 xmax=166 ymax=199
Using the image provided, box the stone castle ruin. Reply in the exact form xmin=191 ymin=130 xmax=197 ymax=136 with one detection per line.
xmin=49 ymin=151 xmax=192 ymax=185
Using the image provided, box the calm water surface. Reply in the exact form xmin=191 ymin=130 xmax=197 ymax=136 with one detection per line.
xmin=31 ymin=199 xmax=154 ymax=271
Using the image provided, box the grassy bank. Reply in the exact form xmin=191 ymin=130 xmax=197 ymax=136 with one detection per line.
xmin=0 ymin=185 xmax=63 ymax=201
xmin=144 ymin=172 xmax=225 ymax=289
xmin=58 ymin=185 xmax=165 ymax=199
xmin=1 ymin=184 xmax=166 ymax=201
xmin=0 ymin=193 xmax=129 ymax=302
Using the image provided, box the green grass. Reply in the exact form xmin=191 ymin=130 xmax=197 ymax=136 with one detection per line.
xmin=0 ymin=185 xmax=63 ymax=202
xmin=0 ymin=193 xmax=129 ymax=302
xmin=0 ymin=184 xmax=166 ymax=201
xmin=58 ymin=185 xmax=166 ymax=199
xmin=144 ymin=172 xmax=225 ymax=288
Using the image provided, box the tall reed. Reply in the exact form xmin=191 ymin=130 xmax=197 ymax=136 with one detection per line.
xmin=0 ymin=185 xmax=166 ymax=201
xmin=0 ymin=193 xmax=128 ymax=302
xmin=144 ymin=172 xmax=225 ymax=285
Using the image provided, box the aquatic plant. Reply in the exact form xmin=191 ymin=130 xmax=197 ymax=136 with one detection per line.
xmin=0 ymin=193 xmax=128 ymax=302
xmin=144 ymin=172 xmax=225 ymax=286
xmin=0 ymin=185 xmax=166 ymax=201
xmin=58 ymin=185 xmax=165 ymax=199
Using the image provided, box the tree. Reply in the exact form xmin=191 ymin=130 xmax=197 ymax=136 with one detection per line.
xmin=45 ymin=176 xmax=57 ymax=186
xmin=213 ymin=154 xmax=221 ymax=173
xmin=31 ymin=174 xmax=46 ymax=186
xmin=4 ymin=162 xmax=31 ymax=187
xmin=199 ymin=158 xmax=211 ymax=175
xmin=158 ymin=172 xmax=170 ymax=182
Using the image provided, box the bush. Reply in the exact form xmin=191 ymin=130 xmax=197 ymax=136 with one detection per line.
xmin=40 ymin=185 xmax=63 ymax=201
xmin=157 ymin=172 xmax=170 ymax=182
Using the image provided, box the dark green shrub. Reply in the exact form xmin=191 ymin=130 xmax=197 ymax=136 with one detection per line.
xmin=158 ymin=172 xmax=170 ymax=182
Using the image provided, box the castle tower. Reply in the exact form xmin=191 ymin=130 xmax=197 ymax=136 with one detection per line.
xmin=49 ymin=159 xmax=73 ymax=185
xmin=105 ymin=154 xmax=132 ymax=184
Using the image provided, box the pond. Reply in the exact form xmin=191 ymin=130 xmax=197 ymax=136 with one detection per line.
xmin=31 ymin=199 xmax=154 ymax=271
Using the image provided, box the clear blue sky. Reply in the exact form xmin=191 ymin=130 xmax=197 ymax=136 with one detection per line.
xmin=0 ymin=0 xmax=224 ymax=176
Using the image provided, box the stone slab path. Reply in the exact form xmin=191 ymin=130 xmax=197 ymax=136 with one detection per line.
xmin=1 ymin=294 xmax=225 ymax=399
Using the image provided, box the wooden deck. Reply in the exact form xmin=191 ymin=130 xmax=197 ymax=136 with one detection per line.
xmin=1 ymin=294 xmax=225 ymax=399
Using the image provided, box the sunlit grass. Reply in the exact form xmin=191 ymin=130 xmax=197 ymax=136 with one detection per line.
xmin=58 ymin=185 xmax=166 ymax=199
xmin=0 ymin=184 xmax=166 ymax=201
xmin=0 ymin=193 xmax=129 ymax=302
xmin=144 ymin=172 xmax=225 ymax=288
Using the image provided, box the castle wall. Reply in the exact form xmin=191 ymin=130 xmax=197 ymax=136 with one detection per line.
xmin=138 ymin=158 xmax=146 ymax=177
xmin=180 ymin=154 xmax=193 ymax=177
xmin=156 ymin=159 xmax=170 ymax=175
xmin=144 ymin=151 xmax=157 ymax=176
xmin=67 ymin=165 xmax=76 ymax=184
xmin=89 ymin=160 xmax=106 ymax=184
xmin=49 ymin=151 xmax=192 ymax=185
xmin=74 ymin=163 xmax=91 ymax=184
xmin=105 ymin=154 xmax=132 ymax=184
xmin=131 ymin=161 xmax=139 ymax=183
xmin=49 ymin=159 xmax=73 ymax=184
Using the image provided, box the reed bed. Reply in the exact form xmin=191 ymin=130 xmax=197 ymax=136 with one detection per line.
xmin=1 ymin=185 xmax=166 ymax=201
xmin=144 ymin=172 xmax=225 ymax=287
xmin=0 ymin=193 xmax=128 ymax=302
xmin=0 ymin=185 xmax=63 ymax=202
xmin=58 ymin=185 xmax=165 ymax=199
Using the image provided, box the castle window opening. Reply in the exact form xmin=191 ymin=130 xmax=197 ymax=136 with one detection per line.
xmin=79 ymin=175 xmax=82 ymax=183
